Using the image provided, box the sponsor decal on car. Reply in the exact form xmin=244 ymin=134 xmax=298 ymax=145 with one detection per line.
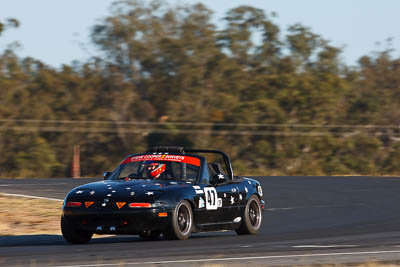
xmin=121 ymin=154 xmax=201 ymax=166
xmin=116 ymin=202 xmax=126 ymax=209
xmin=84 ymin=201 xmax=94 ymax=208
xmin=217 ymin=198 xmax=223 ymax=208
xmin=199 ymin=197 xmax=205 ymax=208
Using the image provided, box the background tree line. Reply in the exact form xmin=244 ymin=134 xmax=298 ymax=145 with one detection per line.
xmin=1 ymin=0 xmax=400 ymax=178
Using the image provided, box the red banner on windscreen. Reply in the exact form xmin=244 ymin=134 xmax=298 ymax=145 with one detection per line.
xmin=121 ymin=154 xmax=200 ymax=166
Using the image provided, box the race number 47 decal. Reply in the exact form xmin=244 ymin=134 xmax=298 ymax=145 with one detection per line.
xmin=204 ymin=187 xmax=218 ymax=210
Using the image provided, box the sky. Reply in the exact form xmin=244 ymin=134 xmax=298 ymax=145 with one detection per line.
xmin=0 ymin=0 xmax=399 ymax=68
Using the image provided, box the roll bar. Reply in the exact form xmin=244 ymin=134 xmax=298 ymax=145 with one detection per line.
xmin=148 ymin=147 xmax=234 ymax=180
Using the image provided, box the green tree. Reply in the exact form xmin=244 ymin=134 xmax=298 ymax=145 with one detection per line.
xmin=0 ymin=18 xmax=19 ymax=36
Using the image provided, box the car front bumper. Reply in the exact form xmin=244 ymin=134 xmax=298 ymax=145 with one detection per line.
xmin=62 ymin=207 xmax=172 ymax=234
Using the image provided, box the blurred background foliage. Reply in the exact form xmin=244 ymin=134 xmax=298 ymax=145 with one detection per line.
xmin=1 ymin=0 xmax=400 ymax=177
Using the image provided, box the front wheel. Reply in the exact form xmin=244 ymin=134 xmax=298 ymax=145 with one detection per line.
xmin=164 ymin=200 xmax=193 ymax=240
xmin=235 ymin=195 xmax=262 ymax=235
xmin=61 ymin=216 xmax=93 ymax=244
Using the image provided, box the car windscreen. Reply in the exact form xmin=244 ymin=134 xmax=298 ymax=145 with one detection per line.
xmin=115 ymin=154 xmax=201 ymax=182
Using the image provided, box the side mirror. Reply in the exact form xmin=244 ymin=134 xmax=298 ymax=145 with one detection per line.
xmin=210 ymin=175 xmax=217 ymax=185
xmin=103 ymin=171 xmax=112 ymax=180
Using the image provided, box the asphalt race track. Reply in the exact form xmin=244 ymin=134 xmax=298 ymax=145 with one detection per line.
xmin=1 ymin=176 xmax=400 ymax=266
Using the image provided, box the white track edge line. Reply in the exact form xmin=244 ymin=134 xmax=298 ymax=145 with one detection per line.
xmin=0 ymin=192 xmax=63 ymax=202
xmin=54 ymin=249 xmax=400 ymax=267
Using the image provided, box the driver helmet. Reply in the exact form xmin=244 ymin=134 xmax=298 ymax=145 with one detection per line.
xmin=145 ymin=162 xmax=166 ymax=178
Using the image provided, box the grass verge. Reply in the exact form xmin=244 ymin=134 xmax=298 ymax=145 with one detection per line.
xmin=0 ymin=195 xmax=62 ymax=235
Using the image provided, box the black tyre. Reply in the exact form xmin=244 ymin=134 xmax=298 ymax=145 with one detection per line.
xmin=235 ymin=195 xmax=262 ymax=235
xmin=61 ymin=216 xmax=93 ymax=244
xmin=139 ymin=230 xmax=161 ymax=240
xmin=164 ymin=200 xmax=193 ymax=240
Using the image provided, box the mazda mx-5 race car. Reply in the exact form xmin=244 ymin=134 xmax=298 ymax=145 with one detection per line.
xmin=61 ymin=147 xmax=265 ymax=243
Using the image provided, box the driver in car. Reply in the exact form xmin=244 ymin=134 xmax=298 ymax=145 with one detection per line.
xmin=145 ymin=162 xmax=167 ymax=179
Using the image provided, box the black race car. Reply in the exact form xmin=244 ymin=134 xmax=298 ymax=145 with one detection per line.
xmin=61 ymin=147 xmax=265 ymax=243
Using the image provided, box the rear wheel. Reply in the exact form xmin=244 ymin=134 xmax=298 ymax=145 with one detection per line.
xmin=235 ymin=195 xmax=262 ymax=235
xmin=61 ymin=216 xmax=93 ymax=244
xmin=164 ymin=200 xmax=193 ymax=240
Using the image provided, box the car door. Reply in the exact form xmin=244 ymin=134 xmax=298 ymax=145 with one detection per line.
xmin=213 ymin=181 xmax=240 ymax=223
xmin=193 ymin=162 xmax=239 ymax=225
xmin=192 ymin=184 xmax=219 ymax=225
xmin=194 ymin=182 xmax=239 ymax=225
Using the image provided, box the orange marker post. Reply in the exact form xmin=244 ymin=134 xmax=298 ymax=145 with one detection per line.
xmin=72 ymin=145 xmax=81 ymax=178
